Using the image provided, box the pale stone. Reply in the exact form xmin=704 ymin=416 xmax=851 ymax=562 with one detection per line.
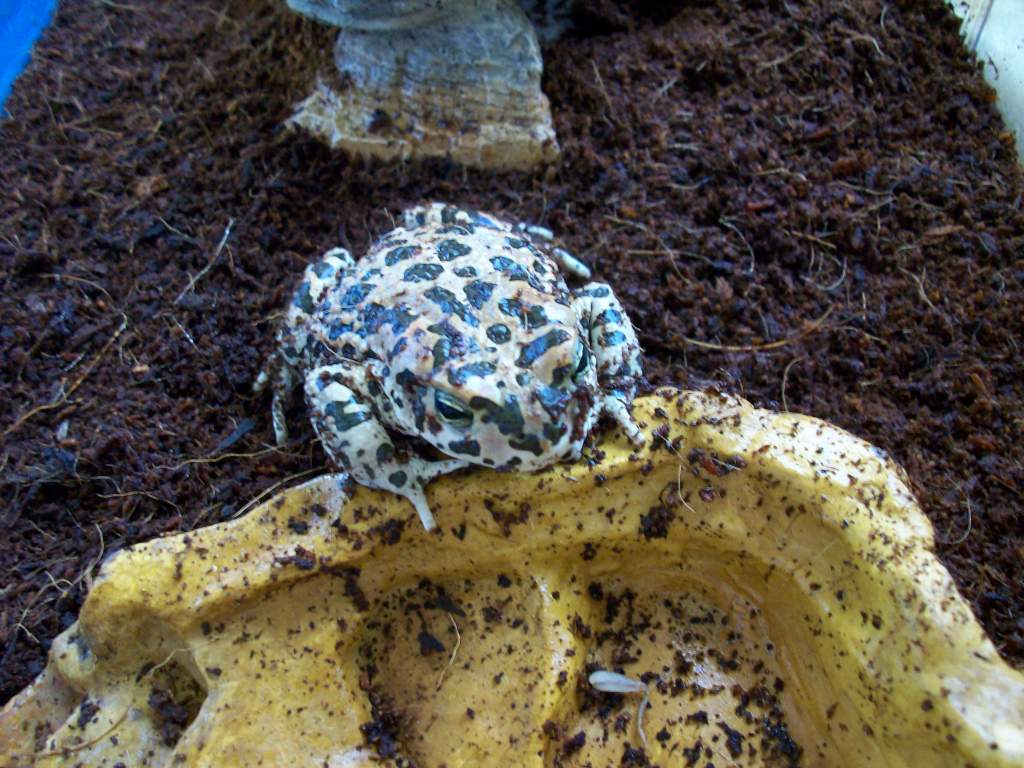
xmin=285 ymin=0 xmax=561 ymax=170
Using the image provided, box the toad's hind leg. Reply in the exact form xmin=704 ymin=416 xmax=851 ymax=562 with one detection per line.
xmin=254 ymin=248 xmax=353 ymax=444
xmin=573 ymin=282 xmax=645 ymax=445
xmin=305 ymin=362 xmax=468 ymax=531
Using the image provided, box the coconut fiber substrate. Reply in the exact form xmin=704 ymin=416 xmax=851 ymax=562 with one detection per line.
xmin=1 ymin=0 xmax=1022 ymax=703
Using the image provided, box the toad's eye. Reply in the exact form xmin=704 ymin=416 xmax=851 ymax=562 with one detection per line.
xmin=434 ymin=390 xmax=473 ymax=429
xmin=572 ymin=339 xmax=590 ymax=381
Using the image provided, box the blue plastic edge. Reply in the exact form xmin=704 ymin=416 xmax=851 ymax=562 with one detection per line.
xmin=1 ymin=0 xmax=59 ymax=113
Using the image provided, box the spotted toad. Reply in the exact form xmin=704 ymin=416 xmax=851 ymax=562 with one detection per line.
xmin=256 ymin=203 xmax=644 ymax=531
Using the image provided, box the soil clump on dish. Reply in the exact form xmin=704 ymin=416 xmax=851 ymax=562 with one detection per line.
xmin=1 ymin=0 xmax=1022 ymax=702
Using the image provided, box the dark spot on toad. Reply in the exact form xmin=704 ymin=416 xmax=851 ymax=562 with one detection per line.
xmin=562 ymin=731 xmax=586 ymax=755
xmin=536 ymin=385 xmax=571 ymax=418
xmin=620 ymin=745 xmax=648 ymax=765
xmin=437 ymin=239 xmax=471 ymax=261
xmin=594 ymin=307 xmax=622 ymax=326
xmin=601 ymin=330 xmax=627 ymax=346
xmin=339 ymin=282 xmax=374 ymax=309
xmin=384 ymin=245 xmax=418 ymax=266
xmin=463 ymin=279 xmax=496 ymax=309
xmin=328 ymin=320 xmax=354 ymax=340
xmin=362 ymin=303 xmax=418 ymax=335
xmin=312 ymin=260 xmax=336 ymax=279
xmin=498 ymin=297 xmax=549 ymax=330
xmin=403 ymin=263 xmax=444 ymax=282
xmin=469 ymin=211 xmax=500 ymax=229
xmin=509 ymin=433 xmax=544 ymax=456
xmin=487 ymin=323 xmax=511 ymax=344
xmin=517 ymin=329 xmax=571 ymax=367
xmin=425 ymin=286 xmax=478 ymax=326
xmin=293 ymin=282 xmax=315 ymax=313
xmin=469 ymin=394 xmax=525 ymax=436
xmin=448 ymin=438 xmax=481 ymax=456
xmin=325 ymin=402 xmax=371 ymax=433
xmin=543 ymin=422 xmax=568 ymax=443
xmin=76 ymin=699 xmax=100 ymax=730
xmin=490 ymin=255 xmax=542 ymax=289
xmin=448 ymin=361 xmax=496 ymax=386
xmin=322 ymin=565 xmax=369 ymax=611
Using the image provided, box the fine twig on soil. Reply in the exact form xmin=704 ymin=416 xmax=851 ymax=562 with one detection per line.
xmin=756 ymin=44 xmax=808 ymax=70
xmin=683 ymin=306 xmax=833 ymax=353
xmin=937 ymin=486 xmax=974 ymax=547
xmin=2 ymin=314 xmax=128 ymax=438
xmin=653 ymin=76 xmax=678 ymax=101
xmin=96 ymin=0 xmax=142 ymax=11
xmin=757 ymin=167 xmax=809 ymax=183
xmin=591 ymin=60 xmax=621 ymax=129
xmin=719 ymin=217 xmax=755 ymax=273
xmin=806 ymin=254 xmax=847 ymax=292
xmin=836 ymin=25 xmax=887 ymax=58
xmin=156 ymin=445 xmax=286 ymax=472
xmin=231 ymin=466 xmax=328 ymax=519
xmin=898 ymin=266 xmax=937 ymax=311
xmin=175 ymin=218 xmax=234 ymax=304
xmin=81 ymin=522 xmax=106 ymax=594
xmin=781 ymin=356 xmax=806 ymax=412
xmin=606 ymin=216 xmax=687 ymax=279
xmin=41 ymin=273 xmax=117 ymax=308
xmin=786 ymin=230 xmax=837 ymax=251
xmin=95 ymin=490 xmax=181 ymax=515
xmin=157 ymin=216 xmax=200 ymax=245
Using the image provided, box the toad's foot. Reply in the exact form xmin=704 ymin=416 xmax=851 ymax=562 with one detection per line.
xmin=603 ymin=395 xmax=646 ymax=447
xmin=573 ymin=282 xmax=645 ymax=445
xmin=388 ymin=457 xmax=471 ymax=532
xmin=306 ymin=363 xmax=469 ymax=531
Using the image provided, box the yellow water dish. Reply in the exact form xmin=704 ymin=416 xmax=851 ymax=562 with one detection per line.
xmin=3 ymin=389 xmax=1022 ymax=766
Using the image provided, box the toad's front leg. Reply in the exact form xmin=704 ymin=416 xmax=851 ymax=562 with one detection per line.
xmin=304 ymin=361 xmax=468 ymax=531
xmin=572 ymin=283 xmax=646 ymax=446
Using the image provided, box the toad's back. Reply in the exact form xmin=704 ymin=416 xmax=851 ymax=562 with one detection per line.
xmin=309 ymin=217 xmax=581 ymax=397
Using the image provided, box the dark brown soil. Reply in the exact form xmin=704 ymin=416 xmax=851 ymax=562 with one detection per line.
xmin=2 ymin=0 xmax=1021 ymax=704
